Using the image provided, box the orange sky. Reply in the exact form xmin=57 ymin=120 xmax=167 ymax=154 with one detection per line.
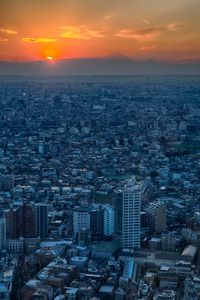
xmin=0 ymin=0 xmax=200 ymax=62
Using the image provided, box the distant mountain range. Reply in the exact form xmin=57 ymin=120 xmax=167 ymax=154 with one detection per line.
xmin=0 ymin=56 xmax=200 ymax=76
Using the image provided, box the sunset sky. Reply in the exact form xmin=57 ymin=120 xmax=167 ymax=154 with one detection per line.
xmin=0 ymin=0 xmax=200 ymax=62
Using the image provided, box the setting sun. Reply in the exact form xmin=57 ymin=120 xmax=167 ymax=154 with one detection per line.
xmin=46 ymin=56 xmax=54 ymax=61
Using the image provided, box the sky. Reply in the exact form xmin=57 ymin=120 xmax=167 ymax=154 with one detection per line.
xmin=0 ymin=0 xmax=200 ymax=62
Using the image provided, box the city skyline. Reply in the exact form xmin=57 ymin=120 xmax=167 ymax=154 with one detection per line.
xmin=0 ymin=0 xmax=200 ymax=62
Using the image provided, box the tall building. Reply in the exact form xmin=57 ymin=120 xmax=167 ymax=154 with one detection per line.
xmin=17 ymin=203 xmax=36 ymax=238
xmin=5 ymin=208 xmax=18 ymax=239
xmin=0 ymin=217 xmax=6 ymax=250
xmin=73 ymin=209 xmax=90 ymax=236
xmin=103 ymin=206 xmax=115 ymax=237
xmin=114 ymin=178 xmax=151 ymax=236
xmin=122 ymin=177 xmax=141 ymax=249
xmin=35 ymin=204 xmax=48 ymax=238
xmin=90 ymin=207 xmax=104 ymax=240
xmin=146 ymin=201 xmax=166 ymax=233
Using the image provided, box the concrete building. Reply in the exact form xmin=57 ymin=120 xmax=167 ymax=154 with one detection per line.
xmin=7 ymin=238 xmax=24 ymax=254
xmin=153 ymin=290 xmax=176 ymax=300
xmin=5 ymin=209 xmax=18 ymax=239
xmin=122 ymin=177 xmax=141 ymax=249
xmin=17 ymin=203 xmax=36 ymax=238
xmin=90 ymin=207 xmax=104 ymax=240
xmin=73 ymin=210 xmax=90 ymax=236
xmin=99 ymin=285 xmax=115 ymax=300
xmin=161 ymin=232 xmax=176 ymax=251
xmin=35 ymin=204 xmax=48 ymax=238
xmin=146 ymin=201 xmax=166 ymax=233
xmin=103 ymin=206 xmax=115 ymax=237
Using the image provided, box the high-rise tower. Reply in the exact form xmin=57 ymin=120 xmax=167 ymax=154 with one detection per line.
xmin=122 ymin=177 xmax=141 ymax=249
xmin=35 ymin=204 xmax=48 ymax=238
xmin=17 ymin=203 xmax=36 ymax=238
xmin=146 ymin=201 xmax=166 ymax=233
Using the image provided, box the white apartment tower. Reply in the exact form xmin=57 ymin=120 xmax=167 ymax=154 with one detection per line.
xmin=103 ymin=206 xmax=115 ymax=236
xmin=122 ymin=177 xmax=141 ymax=249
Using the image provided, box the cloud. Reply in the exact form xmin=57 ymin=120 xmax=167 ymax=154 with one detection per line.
xmin=167 ymin=22 xmax=185 ymax=31
xmin=59 ymin=26 xmax=105 ymax=40
xmin=141 ymin=18 xmax=152 ymax=25
xmin=22 ymin=37 xmax=56 ymax=43
xmin=115 ymin=28 xmax=162 ymax=42
xmin=0 ymin=28 xmax=17 ymax=35
xmin=115 ymin=21 xmax=185 ymax=43
xmin=139 ymin=45 xmax=155 ymax=51
xmin=104 ymin=14 xmax=117 ymax=20
xmin=0 ymin=38 xmax=8 ymax=42
xmin=103 ymin=9 xmax=122 ymax=20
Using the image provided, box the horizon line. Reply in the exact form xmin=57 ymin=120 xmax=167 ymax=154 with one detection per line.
xmin=0 ymin=57 xmax=200 ymax=64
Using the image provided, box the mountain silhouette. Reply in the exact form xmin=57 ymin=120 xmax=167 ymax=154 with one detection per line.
xmin=0 ymin=57 xmax=200 ymax=76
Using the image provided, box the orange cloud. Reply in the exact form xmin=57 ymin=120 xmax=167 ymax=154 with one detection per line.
xmin=115 ymin=28 xmax=162 ymax=42
xmin=59 ymin=26 xmax=105 ymax=40
xmin=139 ymin=45 xmax=155 ymax=51
xmin=0 ymin=38 xmax=8 ymax=42
xmin=141 ymin=18 xmax=152 ymax=25
xmin=167 ymin=22 xmax=185 ymax=31
xmin=104 ymin=14 xmax=117 ymax=20
xmin=23 ymin=38 xmax=57 ymax=43
xmin=0 ymin=28 xmax=17 ymax=35
xmin=103 ymin=9 xmax=121 ymax=20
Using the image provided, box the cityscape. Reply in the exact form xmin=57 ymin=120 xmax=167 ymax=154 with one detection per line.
xmin=0 ymin=76 xmax=199 ymax=299
xmin=1 ymin=0 xmax=200 ymax=299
